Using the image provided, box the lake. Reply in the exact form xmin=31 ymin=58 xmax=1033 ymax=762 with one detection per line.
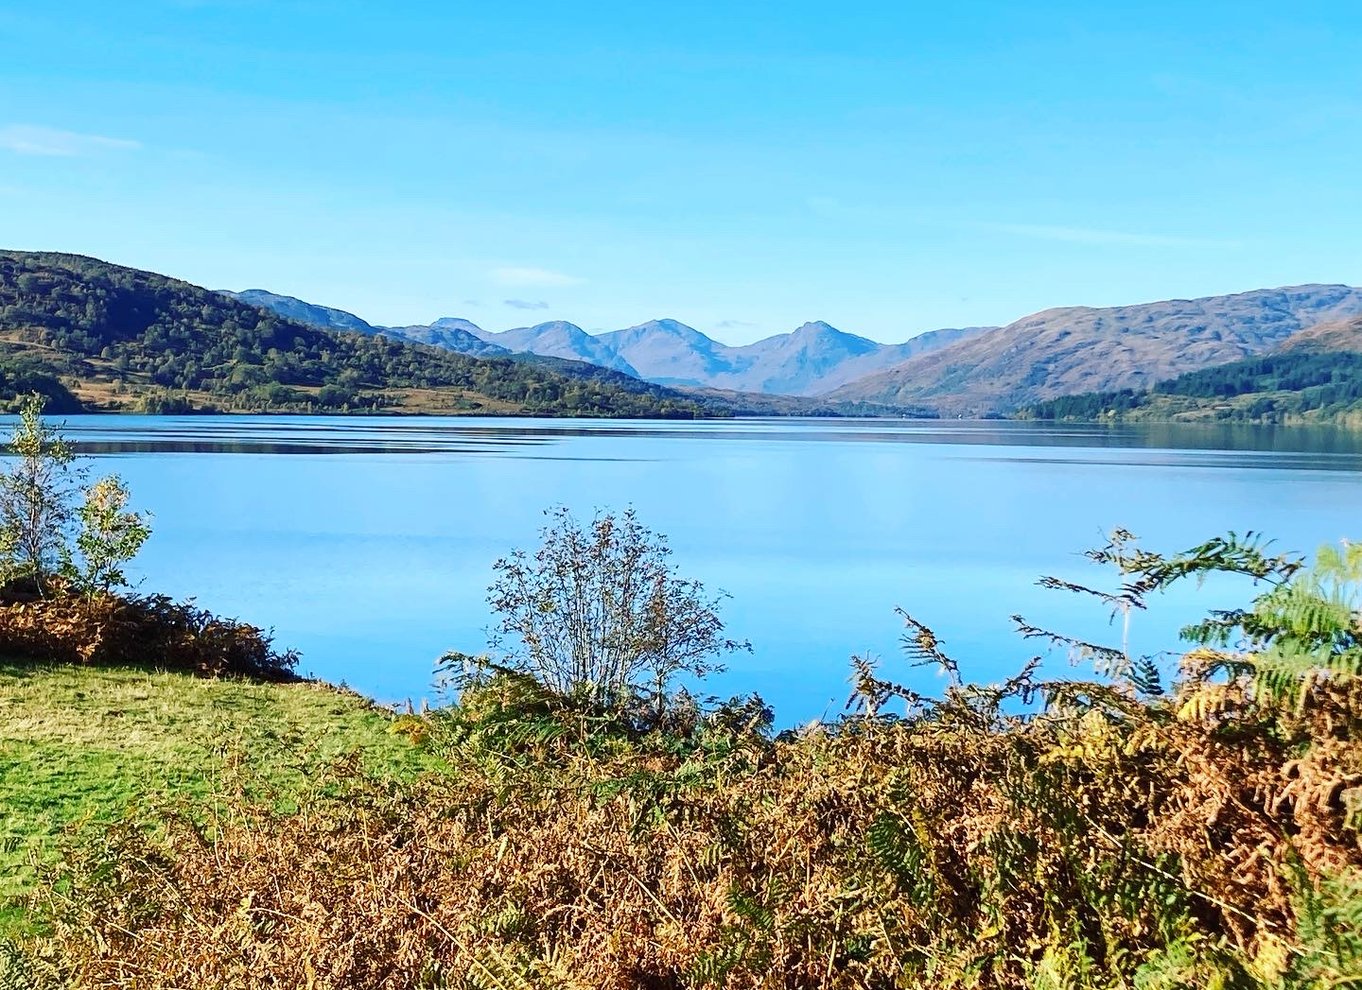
xmin=44 ymin=415 xmax=1362 ymax=723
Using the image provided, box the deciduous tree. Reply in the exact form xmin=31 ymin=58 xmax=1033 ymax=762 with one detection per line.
xmin=475 ymin=506 xmax=747 ymax=717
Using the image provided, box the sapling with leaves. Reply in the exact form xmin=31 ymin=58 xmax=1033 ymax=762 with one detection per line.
xmin=67 ymin=475 xmax=152 ymax=596
xmin=0 ymin=392 xmax=151 ymax=597
xmin=0 ymin=392 xmax=83 ymax=593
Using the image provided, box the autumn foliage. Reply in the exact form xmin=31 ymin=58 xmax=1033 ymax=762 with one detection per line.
xmin=5 ymin=531 xmax=1362 ymax=988
xmin=0 ymin=586 xmax=299 ymax=680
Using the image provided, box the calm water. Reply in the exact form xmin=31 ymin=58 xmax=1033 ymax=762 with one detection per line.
xmin=36 ymin=415 xmax=1362 ymax=723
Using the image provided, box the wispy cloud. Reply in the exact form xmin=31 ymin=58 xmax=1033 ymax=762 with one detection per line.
xmin=490 ymin=266 xmax=583 ymax=288
xmin=979 ymin=222 xmax=1241 ymax=249
xmin=504 ymin=298 xmax=550 ymax=310
xmin=0 ymin=124 xmax=141 ymax=157
xmin=715 ymin=319 xmax=756 ymax=330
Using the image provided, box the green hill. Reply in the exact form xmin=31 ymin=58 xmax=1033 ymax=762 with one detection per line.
xmin=1023 ymin=332 xmax=1362 ymax=425
xmin=0 ymin=251 xmax=717 ymax=417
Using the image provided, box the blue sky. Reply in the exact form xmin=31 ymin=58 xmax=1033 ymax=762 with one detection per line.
xmin=1 ymin=1 xmax=1360 ymax=344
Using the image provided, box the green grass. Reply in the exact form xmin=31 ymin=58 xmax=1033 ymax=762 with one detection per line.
xmin=0 ymin=660 xmax=430 ymax=932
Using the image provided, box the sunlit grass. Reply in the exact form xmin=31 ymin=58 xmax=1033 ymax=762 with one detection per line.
xmin=0 ymin=660 xmax=430 ymax=932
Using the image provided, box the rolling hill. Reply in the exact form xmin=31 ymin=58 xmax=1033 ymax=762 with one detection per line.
xmin=0 ymin=251 xmax=719 ymax=418
xmin=1275 ymin=315 xmax=1362 ymax=354
xmin=1023 ymin=315 xmax=1362 ymax=424
xmin=828 ymin=285 xmax=1362 ymax=415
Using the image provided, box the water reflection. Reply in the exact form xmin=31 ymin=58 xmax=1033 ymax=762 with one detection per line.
xmin=37 ymin=415 xmax=1362 ymax=469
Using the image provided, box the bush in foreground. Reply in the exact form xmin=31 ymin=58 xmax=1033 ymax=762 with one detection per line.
xmin=0 ymin=587 xmax=299 ymax=681
xmin=7 ymin=532 xmax=1361 ymax=989
xmin=445 ymin=505 xmax=749 ymax=731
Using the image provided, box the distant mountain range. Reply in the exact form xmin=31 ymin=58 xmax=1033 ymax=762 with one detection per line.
xmin=594 ymin=320 xmax=989 ymax=396
xmin=230 ymin=284 xmax=1362 ymax=415
xmin=227 ymin=290 xmax=991 ymax=397
xmin=391 ymin=318 xmax=511 ymax=358
xmin=475 ymin=321 xmax=639 ymax=376
xmin=222 ymin=291 xmax=511 ymax=358
xmin=28 ymin=253 xmax=1361 ymax=422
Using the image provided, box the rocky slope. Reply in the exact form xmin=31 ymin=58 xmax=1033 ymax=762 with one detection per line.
xmin=829 ymin=285 xmax=1362 ymax=415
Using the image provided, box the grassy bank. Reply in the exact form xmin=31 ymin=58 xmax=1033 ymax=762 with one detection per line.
xmin=0 ymin=661 xmax=429 ymax=931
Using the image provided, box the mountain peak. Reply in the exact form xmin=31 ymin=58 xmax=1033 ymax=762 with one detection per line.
xmin=782 ymin=320 xmax=880 ymax=356
xmin=429 ymin=316 xmax=483 ymax=333
xmin=524 ymin=320 xmax=587 ymax=335
xmin=626 ymin=318 xmax=710 ymax=340
xmin=489 ymin=321 xmax=638 ymax=376
xmin=224 ymin=289 xmax=375 ymax=335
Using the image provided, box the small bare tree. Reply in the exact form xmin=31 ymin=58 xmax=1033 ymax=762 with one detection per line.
xmin=483 ymin=506 xmax=747 ymax=714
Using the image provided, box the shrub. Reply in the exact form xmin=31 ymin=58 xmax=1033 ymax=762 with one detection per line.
xmin=0 ymin=587 xmax=299 ymax=680
xmin=457 ymin=506 xmax=748 ymax=723
xmin=0 ymin=394 xmax=289 ymax=682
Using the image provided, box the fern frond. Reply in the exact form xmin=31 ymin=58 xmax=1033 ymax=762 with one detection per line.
xmin=896 ymin=608 xmax=962 ymax=687
xmin=1012 ymin=614 xmax=1130 ymax=677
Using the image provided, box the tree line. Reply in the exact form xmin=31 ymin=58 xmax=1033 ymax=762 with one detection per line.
xmin=1026 ymin=349 xmax=1362 ymax=422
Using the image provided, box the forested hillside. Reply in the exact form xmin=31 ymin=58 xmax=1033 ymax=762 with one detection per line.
xmin=0 ymin=251 xmax=715 ymax=417
xmin=1024 ymin=347 xmax=1362 ymax=423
